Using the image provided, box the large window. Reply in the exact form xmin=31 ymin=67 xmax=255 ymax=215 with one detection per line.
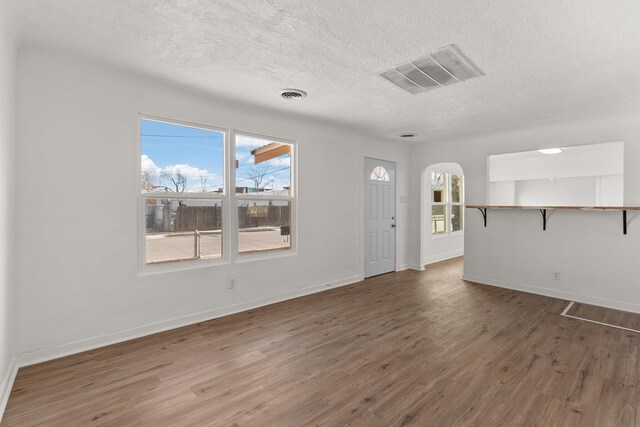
xmin=140 ymin=118 xmax=295 ymax=268
xmin=235 ymin=134 xmax=293 ymax=254
xmin=431 ymin=171 xmax=464 ymax=235
xmin=141 ymin=119 xmax=225 ymax=265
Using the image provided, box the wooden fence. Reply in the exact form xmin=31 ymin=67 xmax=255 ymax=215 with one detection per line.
xmin=147 ymin=204 xmax=290 ymax=232
xmin=238 ymin=205 xmax=290 ymax=228
xmin=174 ymin=206 xmax=222 ymax=231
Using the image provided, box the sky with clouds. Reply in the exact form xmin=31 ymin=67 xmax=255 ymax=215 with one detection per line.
xmin=141 ymin=120 xmax=291 ymax=194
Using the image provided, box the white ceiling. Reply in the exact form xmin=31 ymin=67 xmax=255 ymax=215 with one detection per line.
xmin=15 ymin=0 xmax=640 ymax=143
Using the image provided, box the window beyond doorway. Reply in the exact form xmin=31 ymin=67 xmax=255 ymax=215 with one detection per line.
xmin=431 ymin=171 xmax=464 ymax=235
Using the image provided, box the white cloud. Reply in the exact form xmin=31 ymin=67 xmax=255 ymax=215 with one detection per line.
xmin=163 ymin=164 xmax=221 ymax=191
xmin=263 ymin=157 xmax=290 ymax=167
xmin=141 ymin=155 xmax=221 ymax=192
xmin=162 ymin=163 xmax=210 ymax=180
xmin=236 ymin=151 xmax=251 ymax=162
xmin=141 ymin=154 xmax=161 ymax=176
xmin=236 ymin=135 xmax=270 ymax=148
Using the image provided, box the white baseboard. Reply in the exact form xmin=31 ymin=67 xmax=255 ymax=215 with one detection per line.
xmin=397 ymin=263 xmax=425 ymax=271
xmin=16 ymin=274 xmax=363 ymax=369
xmin=463 ymin=274 xmax=640 ymax=315
xmin=0 ymin=356 xmax=18 ymax=423
xmin=423 ymin=249 xmax=464 ymax=266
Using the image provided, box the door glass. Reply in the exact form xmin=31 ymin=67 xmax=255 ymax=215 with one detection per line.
xmin=370 ymin=166 xmax=390 ymax=181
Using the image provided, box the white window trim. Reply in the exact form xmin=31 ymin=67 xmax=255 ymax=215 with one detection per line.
xmin=137 ymin=116 xmax=297 ymax=276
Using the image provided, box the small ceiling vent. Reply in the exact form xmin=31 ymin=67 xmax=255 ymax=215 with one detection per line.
xmin=280 ymin=89 xmax=307 ymax=100
xmin=379 ymin=45 xmax=484 ymax=94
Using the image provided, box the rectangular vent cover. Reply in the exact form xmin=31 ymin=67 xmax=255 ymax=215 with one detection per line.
xmin=380 ymin=45 xmax=484 ymax=94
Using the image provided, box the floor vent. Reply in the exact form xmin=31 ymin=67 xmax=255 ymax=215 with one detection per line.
xmin=380 ymin=45 xmax=484 ymax=94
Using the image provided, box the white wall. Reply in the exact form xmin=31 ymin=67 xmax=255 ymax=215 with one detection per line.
xmin=14 ymin=48 xmax=410 ymax=362
xmin=490 ymin=175 xmax=624 ymax=207
xmin=0 ymin=0 xmax=17 ymax=419
xmin=421 ymin=163 xmax=464 ymax=265
xmin=409 ymin=112 xmax=640 ymax=313
xmin=598 ymin=175 xmax=624 ymax=206
xmin=488 ymin=181 xmax=515 ymax=205
xmin=515 ymin=176 xmax=597 ymax=206
xmin=491 ymin=175 xmax=624 ymax=207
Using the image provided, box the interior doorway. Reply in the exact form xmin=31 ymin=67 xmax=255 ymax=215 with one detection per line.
xmin=421 ymin=163 xmax=465 ymax=268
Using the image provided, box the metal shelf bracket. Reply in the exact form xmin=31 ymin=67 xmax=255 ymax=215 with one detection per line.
xmin=477 ymin=208 xmax=487 ymax=227
xmin=539 ymin=209 xmax=547 ymax=231
xmin=467 ymin=206 xmax=637 ymax=235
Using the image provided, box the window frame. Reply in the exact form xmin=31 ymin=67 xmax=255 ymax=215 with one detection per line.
xmin=137 ymin=116 xmax=297 ymax=275
xmin=232 ymin=130 xmax=297 ymax=260
xmin=430 ymin=171 xmax=465 ymax=237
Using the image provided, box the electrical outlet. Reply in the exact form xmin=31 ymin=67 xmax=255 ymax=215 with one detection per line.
xmin=228 ymin=277 xmax=236 ymax=289
xmin=553 ymin=272 xmax=560 ymax=280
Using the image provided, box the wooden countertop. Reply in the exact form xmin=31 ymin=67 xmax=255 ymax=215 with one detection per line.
xmin=466 ymin=205 xmax=640 ymax=211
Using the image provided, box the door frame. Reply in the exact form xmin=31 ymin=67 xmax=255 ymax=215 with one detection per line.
xmin=363 ymin=156 xmax=397 ymax=278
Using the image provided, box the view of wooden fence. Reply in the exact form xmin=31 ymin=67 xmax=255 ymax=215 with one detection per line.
xmin=147 ymin=204 xmax=290 ymax=232
xmin=174 ymin=206 xmax=222 ymax=231
xmin=238 ymin=205 xmax=290 ymax=228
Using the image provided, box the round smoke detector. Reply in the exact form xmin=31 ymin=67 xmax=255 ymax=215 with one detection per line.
xmin=280 ymin=89 xmax=307 ymax=100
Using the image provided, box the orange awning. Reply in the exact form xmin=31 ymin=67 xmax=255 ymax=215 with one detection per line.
xmin=250 ymin=142 xmax=291 ymax=164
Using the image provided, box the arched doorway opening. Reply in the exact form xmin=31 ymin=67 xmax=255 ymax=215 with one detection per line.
xmin=420 ymin=162 xmax=465 ymax=268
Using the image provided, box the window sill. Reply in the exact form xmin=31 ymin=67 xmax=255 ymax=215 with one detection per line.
xmin=235 ymin=248 xmax=297 ymax=264
xmin=431 ymin=231 xmax=464 ymax=239
xmin=137 ymin=248 xmax=297 ymax=276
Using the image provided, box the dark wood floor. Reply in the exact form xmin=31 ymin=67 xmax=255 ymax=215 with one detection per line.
xmin=3 ymin=257 xmax=640 ymax=426
xmin=567 ymin=301 xmax=640 ymax=332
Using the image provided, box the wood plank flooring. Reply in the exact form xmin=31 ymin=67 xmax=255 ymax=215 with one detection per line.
xmin=566 ymin=301 xmax=640 ymax=332
xmin=3 ymin=257 xmax=640 ymax=426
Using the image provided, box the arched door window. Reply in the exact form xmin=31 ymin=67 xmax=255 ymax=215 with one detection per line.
xmin=370 ymin=166 xmax=390 ymax=182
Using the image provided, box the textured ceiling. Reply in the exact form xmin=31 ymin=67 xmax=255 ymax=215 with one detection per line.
xmin=15 ymin=0 xmax=640 ymax=143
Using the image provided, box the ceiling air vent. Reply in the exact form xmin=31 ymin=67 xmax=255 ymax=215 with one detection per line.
xmin=280 ymin=89 xmax=307 ymax=100
xmin=379 ymin=45 xmax=484 ymax=94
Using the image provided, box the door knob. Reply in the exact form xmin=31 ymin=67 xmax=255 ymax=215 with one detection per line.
xmin=391 ymin=224 xmax=396 ymax=228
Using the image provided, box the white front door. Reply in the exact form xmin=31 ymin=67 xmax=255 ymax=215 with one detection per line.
xmin=364 ymin=158 xmax=396 ymax=278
